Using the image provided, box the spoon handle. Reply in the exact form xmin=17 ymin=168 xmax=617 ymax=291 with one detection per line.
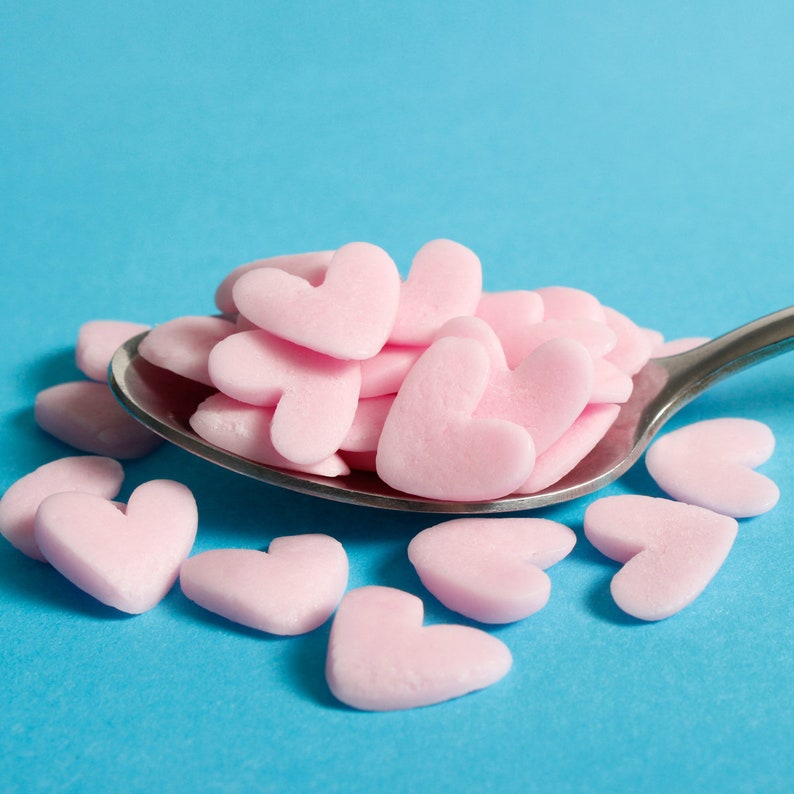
xmin=660 ymin=305 xmax=794 ymax=406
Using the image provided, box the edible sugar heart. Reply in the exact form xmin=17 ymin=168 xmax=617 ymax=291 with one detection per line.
xmin=76 ymin=320 xmax=150 ymax=382
xmin=179 ymin=535 xmax=348 ymax=635
xmin=137 ymin=315 xmax=237 ymax=386
xmin=34 ymin=480 xmax=198 ymax=614
xmin=408 ymin=517 xmax=576 ymax=623
xmin=475 ymin=290 xmax=544 ymax=370
xmin=214 ymin=251 xmax=333 ymax=314
xmin=388 ymin=239 xmax=482 ymax=346
xmin=35 ymin=381 xmax=163 ymax=459
xmin=436 ymin=316 xmax=593 ymax=455
xmin=325 ymin=586 xmax=512 ymax=711
xmin=0 ymin=456 xmax=125 ymax=561
xmin=375 ymin=336 xmax=534 ymax=501
xmin=189 ymin=392 xmax=351 ymax=477
xmin=583 ymin=494 xmax=738 ymax=621
xmin=232 ymin=242 xmax=401 ymax=360
xmin=644 ymin=418 xmax=779 ymax=518
xmin=208 ymin=329 xmax=361 ymax=465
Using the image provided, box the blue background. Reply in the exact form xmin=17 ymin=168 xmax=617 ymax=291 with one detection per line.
xmin=2 ymin=2 xmax=793 ymax=792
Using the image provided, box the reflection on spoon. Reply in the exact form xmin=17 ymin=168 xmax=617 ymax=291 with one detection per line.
xmin=109 ymin=306 xmax=794 ymax=514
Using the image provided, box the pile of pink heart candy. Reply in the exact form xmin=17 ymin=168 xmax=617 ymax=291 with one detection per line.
xmin=1 ymin=238 xmax=782 ymax=712
xmin=140 ymin=238 xmax=688 ymax=500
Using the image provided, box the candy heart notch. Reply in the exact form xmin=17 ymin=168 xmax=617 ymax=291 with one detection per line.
xmin=232 ymin=241 xmax=401 ymax=360
xmin=375 ymin=336 xmax=535 ymax=501
xmin=583 ymin=494 xmax=738 ymax=621
xmin=388 ymin=239 xmax=483 ymax=346
xmin=326 ymin=586 xmax=512 ymax=711
xmin=408 ymin=517 xmax=577 ymax=623
xmin=644 ymin=417 xmax=779 ymax=518
xmin=179 ymin=534 xmax=348 ymax=635
xmin=34 ymin=480 xmax=198 ymax=614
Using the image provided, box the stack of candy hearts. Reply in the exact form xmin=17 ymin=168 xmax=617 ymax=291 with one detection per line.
xmin=140 ymin=239 xmax=660 ymax=502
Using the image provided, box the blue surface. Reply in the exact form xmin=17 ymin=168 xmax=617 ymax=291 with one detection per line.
xmin=2 ymin=2 xmax=793 ymax=792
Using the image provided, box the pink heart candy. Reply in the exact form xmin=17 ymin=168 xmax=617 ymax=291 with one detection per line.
xmin=601 ymin=305 xmax=654 ymax=376
xmin=76 ymin=320 xmax=150 ymax=382
xmin=475 ymin=290 xmax=544 ymax=369
xmin=232 ymin=242 xmax=401 ymax=360
xmin=35 ymin=381 xmax=163 ymax=459
xmin=515 ymin=403 xmax=620 ymax=494
xmin=584 ymin=494 xmax=738 ymax=621
xmin=644 ymin=418 xmax=779 ymax=517
xmin=0 ymin=456 xmax=125 ymax=561
xmin=208 ymin=329 xmax=361 ymax=465
xmin=189 ymin=392 xmax=351 ymax=477
xmin=535 ymin=285 xmax=606 ymax=322
xmin=214 ymin=250 xmax=333 ymax=314
xmin=137 ymin=315 xmax=237 ymax=386
xmin=388 ymin=239 xmax=482 ymax=346
xmin=325 ymin=586 xmax=512 ymax=711
xmin=34 ymin=480 xmax=198 ymax=614
xmin=180 ymin=534 xmax=348 ymax=635
xmin=375 ymin=336 xmax=534 ymax=501
xmin=408 ymin=517 xmax=576 ymax=623
xmin=437 ymin=316 xmax=593 ymax=455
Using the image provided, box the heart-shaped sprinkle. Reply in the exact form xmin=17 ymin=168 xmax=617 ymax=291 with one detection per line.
xmin=325 ymin=585 xmax=512 ymax=711
xmin=34 ymin=480 xmax=198 ymax=614
xmin=208 ymin=329 xmax=361 ymax=464
xmin=583 ymin=494 xmax=738 ymax=621
xmin=388 ymin=239 xmax=482 ymax=346
xmin=475 ymin=290 xmax=544 ymax=369
xmin=375 ymin=336 xmax=534 ymax=501
xmin=359 ymin=344 xmax=423 ymax=398
xmin=408 ymin=517 xmax=576 ymax=623
xmin=339 ymin=394 xmax=395 ymax=452
xmin=601 ymin=305 xmax=654 ymax=376
xmin=644 ymin=417 xmax=779 ymax=517
xmin=535 ymin=285 xmax=606 ymax=322
xmin=180 ymin=535 xmax=348 ymax=635
xmin=232 ymin=242 xmax=401 ymax=360
xmin=137 ymin=315 xmax=237 ymax=386
xmin=189 ymin=392 xmax=351 ymax=477
xmin=35 ymin=381 xmax=163 ymax=459
xmin=515 ymin=403 xmax=620 ymax=494
xmin=214 ymin=251 xmax=333 ymax=314
xmin=436 ymin=316 xmax=593 ymax=455
xmin=0 ymin=456 xmax=125 ymax=561
xmin=76 ymin=320 xmax=150 ymax=382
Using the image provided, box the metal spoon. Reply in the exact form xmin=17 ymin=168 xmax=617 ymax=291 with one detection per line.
xmin=109 ymin=306 xmax=794 ymax=514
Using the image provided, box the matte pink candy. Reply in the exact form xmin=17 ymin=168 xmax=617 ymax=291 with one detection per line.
xmin=339 ymin=394 xmax=395 ymax=452
xmin=359 ymin=344 xmax=423 ymax=398
xmin=375 ymin=336 xmax=534 ymax=501
xmin=34 ymin=480 xmax=198 ymax=614
xmin=214 ymin=251 xmax=333 ymax=314
xmin=408 ymin=517 xmax=576 ymax=623
xmin=475 ymin=290 xmax=544 ymax=369
xmin=0 ymin=456 xmax=124 ymax=561
xmin=137 ymin=315 xmax=237 ymax=386
xmin=180 ymin=535 xmax=348 ymax=635
xmin=325 ymin=586 xmax=512 ymax=711
xmin=645 ymin=418 xmax=779 ymax=517
xmin=388 ymin=239 xmax=482 ymax=346
xmin=35 ymin=381 xmax=163 ymax=459
xmin=76 ymin=320 xmax=150 ymax=382
xmin=232 ymin=242 xmax=401 ymax=360
xmin=601 ymin=305 xmax=654 ymax=375
xmin=515 ymin=403 xmax=620 ymax=494
xmin=584 ymin=494 xmax=738 ymax=621
xmin=535 ymin=285 xmax=606 ymax=322
xmin=189 ymin=392 xmax=350 ymax=477
xmin=208 ymin=329 xmax=361 ymax=464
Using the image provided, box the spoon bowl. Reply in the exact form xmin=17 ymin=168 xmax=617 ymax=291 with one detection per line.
xmin=109 ymin=306 xmax=794 ymax=514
